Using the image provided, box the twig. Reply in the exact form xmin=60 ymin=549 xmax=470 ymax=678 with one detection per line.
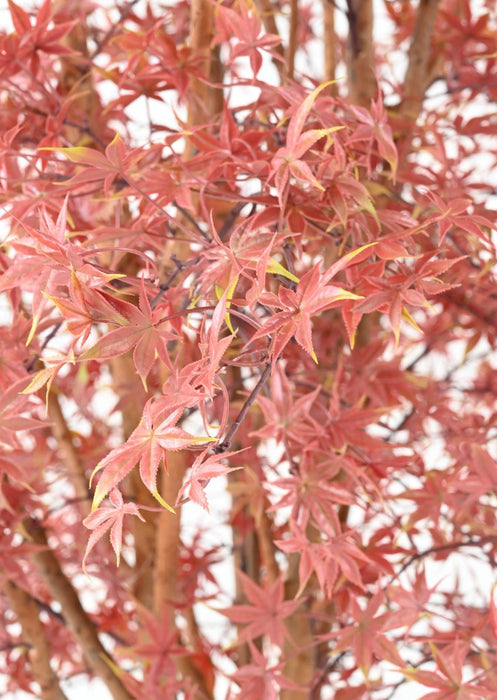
xmin=389 ymin=535 xmax=497 ymax=584
xmin=26 ymin=323 xmax=62 ymax=373
xmin=150 ymin=255 xmax=200 ymax=310
xmin=214 ymin=361 xmax=272 ymax=452
xmin=172 ymin=199 xmax=209 ymax=238
xmin=89 ymin=0 xmax=141 ymax=60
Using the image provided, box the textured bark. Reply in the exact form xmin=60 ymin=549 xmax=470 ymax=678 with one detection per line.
xmin=286 ymin=0 xmax=299 ymax=80
xmin=254 ymin=508 xmax=279 ymax=585
xmin=152 ymin=452 xmax=214 ymax=697
xmin=187 ymin=0 xmax=215 ymax=133
xmin=400 ymin=0 xmax=442 ymax=122
xmin=3 ymin=580 xmax=68 ymax=700
xmin=25 ymin=520 xmax=135 ymax=700
xmin=346 ymin=0 xmax=377 ymax=106
xmin=322 ymin=0 xmax=337 ymax=86
xmin=209 ymin=43 xmax=225 ymax=117
xmin=153 ymin=450 xmax=187 ymax=618
xmin=281 ymin=554 xmax=315 ymax=699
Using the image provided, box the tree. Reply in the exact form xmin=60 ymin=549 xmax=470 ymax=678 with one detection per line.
xmin=0 ymin=0 xmax=497 ymax=697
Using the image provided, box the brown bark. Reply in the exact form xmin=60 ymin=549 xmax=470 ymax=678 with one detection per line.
xmin=281 ymin=560 xmax=315 ymax=699
xmin=152 ymin=452 xmax=214 ymax=698
xmin=254 ymin=508 xmax=279 ymax=585
xmin=3 ymin=580 xmax=68 ymax=700
xmin=286 ymin=0 xmax=299 ymax=80
xmin=153 ymin=450 xmax=187 ymax=618
xmin=55 ymin=7 xmax=103 ymax=146
xmin=209 ymin=43 xmax=225 ymax=117
xmin=346 ymin=0 xmax=377 ymax=106
xmin=187 ymin=0 xmax=215 ymax=134
xmin=25 ymin=519 xmax=135 ymax=700
xmin=400 ymin=0 xmax=442 ymax=122
xmin=231 ymin=522 xmax=260 ymax=667
xmin=322 ymin=0 xmax=337 ymax=87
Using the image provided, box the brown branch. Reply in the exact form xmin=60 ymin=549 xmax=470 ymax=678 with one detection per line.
xmin=281 ymin=553 xmax=314 ymax=699
xmin=345 ymin=0 xmax=377 ymax=106
xmin=214 ymin=361 xmax=272 ymax=453
xmin=24 ymin=519 xmax=135 ymax=700
xmin=209 ymin=42 xmax=225 ymax=116
xmin=286 ymin=0 xmax=299 ymax=80
xmin=187 ymin=0 xmax=215 ymax=135
xmin=153 ymin=451 xmax=186 ymax=618
xmin=152 ymin=452 xmax=213 ymax=698
xmin=3 ymin=580 xmax=68 ymax=700
xmin=253 ymin=509 xmax=280 ymax=584
xmin=400 ymin=0 xmax=442 ymax=122
xmin=322 ymin=0 xmax=337 ymax=86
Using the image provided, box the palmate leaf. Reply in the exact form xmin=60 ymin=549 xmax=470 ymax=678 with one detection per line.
xmin=176 ymin=448 xmax=241 ymax=510
xmin=40 ymin=133 xmax=146 ymax=197
xmin=219 ymin=572 xmax=301 ymax=649
xmin=323 ymin=591 xmax=405 ymax=675
xmin=79 ymin=282 xmax=178 ymax=389
xmin=90 ymin=401 xmax=214 ymax=510
xmin=250 ymin=259 xmax=363 ymax=364
xmin=83 ymin=488 xmax=145 ymax=572
xmin=231 ymin=643 xmax=305 ymax=699
xmin=213 ymin=0 xmax=282 ymax=77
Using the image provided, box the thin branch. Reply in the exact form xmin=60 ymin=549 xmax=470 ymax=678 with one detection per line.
xmin=26 ymin=323 xmax=62 ymax=373
xmin=150 ymin=255 xmax=200 ymax=310
xmin=390 ymin=535 xmax=497 ymax=584
xmin=214 ymin=361 xmax=272 ymax=453
xmin=172 ymin=199 xmax=209 ymax=238
xmin=89 ymin=0 xmax=141 ymax=60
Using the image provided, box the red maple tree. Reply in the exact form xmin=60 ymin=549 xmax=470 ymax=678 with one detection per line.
xmin=1 ymin=0 xmax=497 ymax=698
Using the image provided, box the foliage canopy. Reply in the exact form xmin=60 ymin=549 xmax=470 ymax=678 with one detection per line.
xmin=1 ymin=0 xmax=497 ymax=698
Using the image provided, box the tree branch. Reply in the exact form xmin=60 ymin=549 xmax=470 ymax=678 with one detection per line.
xmin=214 ymin=361 xmax=272 ymax=453
xmin=25 ymin=519 xmax=135 ymax=700
xmin=400 ymin=0 xmax=442 ymax=122
xmin=3 ymin=580 xmax=68 ymax=700
xmin=346 ymin=0 xmax=377 ymax=106
xmin=322 ymin=0 xmax=337 ymax=86
xmin=286 ymin=0 xmax=299 ymax=80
